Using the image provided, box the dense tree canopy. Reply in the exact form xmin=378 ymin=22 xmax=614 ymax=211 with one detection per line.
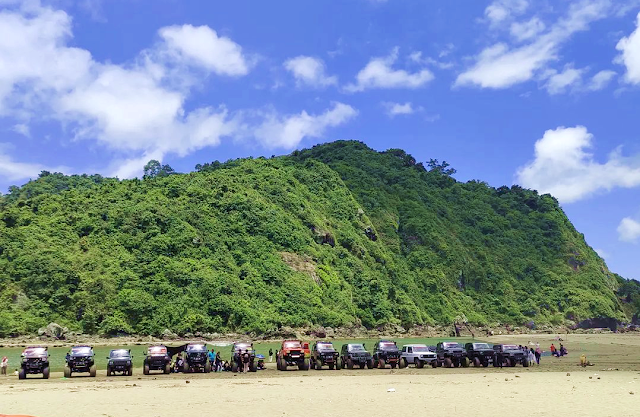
xmin=0 ymin=141 xmax=636 ymax=337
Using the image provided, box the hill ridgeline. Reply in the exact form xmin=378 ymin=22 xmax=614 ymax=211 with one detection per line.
xmin=1 ymin=141 xmax=638 ymax=337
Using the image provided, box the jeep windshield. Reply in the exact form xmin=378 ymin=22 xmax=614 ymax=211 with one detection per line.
xmin=148 ymin=346 xmax=167 ymax=355
xmin=411 ymin=346 xmax=430 ymax=352
xmin=502 ymin=345 xmax=519 ymax=350
xmin=283 ymin=341 xmax=302 ymax=349
xmin=22 ymin=347 xmax=47 ymax=357
xmin=379 ymin=342 xmax=397 ymax=350
xmin=442 ymin=342 xmax=462 ymax=349
xmin=316 ymin=343 xmax=335 ymax=351
xmin=473 ymin=343 xmax=491 ymax=350
xmin=71 ymin=347 xmax=93 ymax=356
xmin=110 ymin=350 xmax=130 ymax=358
xmin=234 ymin=343 xmax=252 ymax=351
xmin=348 ymin=344 xmax=366 ymax=351
xmin=186 ymin=344 xmax=207 ymax=352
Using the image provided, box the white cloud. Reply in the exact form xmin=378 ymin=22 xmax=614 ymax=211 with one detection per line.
xmin=457 ymin=0 xmax=611 ymax=89
xmin=618 ymin=217 xmax=640 ymax=242
xmin=510 ymin=17 xmax=546 ymax=41
xmin=283 ymin=56 xmax=337 ymax=88
xmin=158 ymin=24 xmax=250 ymax=76
xmin=345 ymin=48 xmax=434 ymax=92
xmin=0 ymin=150 xmax=66 ymax=183
xmin=253 ymin=102 xmax=357 ymax=149
xmin=382 ymin=102 xmax=422 ymax=118
xmin=616 ymin=12 xmax=640 ymax=84
xmin=587 ymin=70 xmax=617 ymax=90
xmin=516 ymin=126 xmax=640 ymax=203
xmin=594 ymin=248 xmax=610 ymax=259
xmin=485 ymin=0 xmax=529 ymax=25
xmin=409 ymin=51 xmax=454 ymax=70
xmin=0 ymin=2 xmax=277 ymax=180
xmin=12 ymin=123 xmax=30 ymax=137
xmin=542 ymin=65 xmax=585 ymax=94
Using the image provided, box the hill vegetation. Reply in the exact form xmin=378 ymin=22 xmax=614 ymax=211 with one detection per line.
xmin=0 ymin=141 xmax=638 ymax=337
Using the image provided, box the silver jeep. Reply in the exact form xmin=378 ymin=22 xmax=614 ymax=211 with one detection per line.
xmin=400 ymin=344 xmax=437 ymax=369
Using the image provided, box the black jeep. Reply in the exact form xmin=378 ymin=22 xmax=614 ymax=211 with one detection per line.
xmin=231 ymin=342 xmax=257 ymax=373
xmin=65 ymin=345 xmax=96 ymax=377
xmin=143 ymin=345 xmax=171 ymax=375
xmin=19 ymin=346 xmax=50 ymax=379
xmin=106 ymin=349 xmax=133 ymax=376
xmin=465 ymin=342 xmax=495 ymax=367
xmin=372 ymin=340 xmax=401 ymax=369
xmin=435 ymin=341 xmax=469 ymax=368
xmin=339 ymin=343 xmax=373 ymax=369
xmin=493 ymin=344 xmax=529 ymax=367
xmin=182 ymin=343 xmax=211 ymax=373
xmin=310 ymin=341 xmax=339 ymax=370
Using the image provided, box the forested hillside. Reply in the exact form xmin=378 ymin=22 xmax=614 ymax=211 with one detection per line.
xmin=0 ymin=141 xmax=638 ymax=337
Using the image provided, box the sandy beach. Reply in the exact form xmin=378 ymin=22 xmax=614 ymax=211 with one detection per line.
xmin=1 ymin=371 xmax=639 ymax=417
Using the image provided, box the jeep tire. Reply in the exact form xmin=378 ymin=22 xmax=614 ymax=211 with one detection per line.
xmin=18 ymin=368 xmax=26 ymax=380
xmin=462 ymin=357 xmax=470 ymax=368
xmin=347 ymin=358 xmax=354 ymax=370
xmin=231 ymin=362 xmax=238 ymax=373
xmin=473 ymin=357 xmax=481 ymax=367
xmin=128 ymin=366 xmax=133 ymax=376
xmin=164 ymin=363 xmax=171 ymax=374
xmin=107 ymin=366 xmax=112 ymax=377
xmin=43 ymin=366 xmax=50 ymax=379
xmin=367 ymin=359 xmax=373 ymax=369
xmin=90 ymin=364 xmax=97 ymax=377
xmin=64 ymin=365 xmax=71 ymax=378
xmin=444 ymin=358 xmax=453 ymax=368
xmin=143 ymin=363 xmax=150 ymax=375
xmin=416 ymin=359 xmax=424 ymax=369
xmin=205 ymin=362 xmax=212 ymax=373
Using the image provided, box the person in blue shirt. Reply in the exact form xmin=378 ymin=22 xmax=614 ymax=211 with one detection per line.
xmin=208 ymin=349 xmax=216 ymax=369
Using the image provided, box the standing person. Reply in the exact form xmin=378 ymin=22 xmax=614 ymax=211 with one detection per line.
xmin=550 ymin=343 xmax=556 ymax=357
xmin=269 ymin=348 xmax=273 ymax=363
xmin=208 ymin=349 xmax=216 ymax=370
xmin=535 ymin=346 xmax=541 ymax=365
xmin=242 ymin=350 xmax=250 ymax=373
xmin=529 ymin=348 xmax=536 ymax=366
xmin=215 ymin=351 xmax=222 ymax=372
xmin=1 ymin=356 xmax=7 ymax=376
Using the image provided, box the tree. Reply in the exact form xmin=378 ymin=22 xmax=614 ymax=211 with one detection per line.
xmin=143 ymin=160 xmax=176 ymax=179
xmin=427 ymin=159 xmax=457 ymax=176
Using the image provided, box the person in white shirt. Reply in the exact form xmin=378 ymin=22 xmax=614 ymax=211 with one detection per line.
xmin=1 ymin=356 xmax=8 ymax=375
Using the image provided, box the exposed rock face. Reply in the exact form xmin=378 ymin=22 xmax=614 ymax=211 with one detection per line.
xmin=37 ymin=322 xmax=68 ymax=339
xmin=161 ymin=329 xmax=177 ymax=340
xmin=577 ymin=317 xmax=618 ymax=332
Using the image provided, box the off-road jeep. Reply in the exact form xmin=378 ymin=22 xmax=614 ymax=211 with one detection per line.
xmin=182 ymin=343 xmax=211 ymax=373
xmin=399 ymin=344 xmax=437 ymax=369
xmin=277 ymin=340 xmax=309 ymax=371
xmin=19 ymin=346 xmax=50 ymax=379
xmin=143 ymin=345 xmax=171 ymax=375
xmin=64 ymin=345 xmax=96 ymax=377
xmin=492 ymin=344 xmax=529 ymax=367
xmin=372 ymin=340 xmax=401 ymax=369
xmin=106 ymin=349 xmax=133 ymax=376
xmin=339 ymin=343 xmax=373 ymax=369
xmin=435 ymin=341 xmax=469 ymax=368
xmin=231 ymin=342 xmax=257 ymax=373
xmin=465 ymin=342 xmax=494 ymax=367
xmin=310 ymin=341 xmax=339 ymax=370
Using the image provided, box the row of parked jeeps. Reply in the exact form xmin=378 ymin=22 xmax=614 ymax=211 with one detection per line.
xmin=276 ymin=340 xmax=531 ymax=371
xmin=17 ymin=342 xmax=259 ymax=379
xmin=16 ymin=340 xmax=529 ymax=379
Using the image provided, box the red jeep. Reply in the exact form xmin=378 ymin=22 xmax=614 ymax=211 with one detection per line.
xmin=277 ymin=340 xmax=310 ymax=371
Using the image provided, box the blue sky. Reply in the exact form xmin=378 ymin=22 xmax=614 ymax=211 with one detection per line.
xmin=1 ymin=0 xmax=640 ymax=279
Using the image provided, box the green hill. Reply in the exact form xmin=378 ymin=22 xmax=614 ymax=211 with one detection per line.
xmin=0 ymin=141 xmax=637 ymax=336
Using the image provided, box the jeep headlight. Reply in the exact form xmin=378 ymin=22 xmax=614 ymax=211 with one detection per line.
xmin=108 ymin=361 xmax=113 ymax=366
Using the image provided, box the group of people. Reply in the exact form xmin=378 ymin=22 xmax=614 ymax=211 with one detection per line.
xmin=549 ymin=343 xmax=568 ymax=357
